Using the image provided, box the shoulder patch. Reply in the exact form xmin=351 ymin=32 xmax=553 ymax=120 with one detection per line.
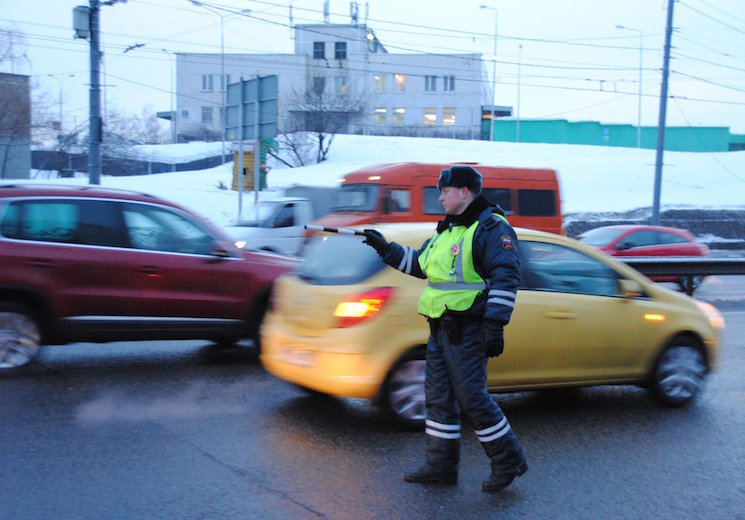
xmin=500 ymin=234 xmax=514 ymax=250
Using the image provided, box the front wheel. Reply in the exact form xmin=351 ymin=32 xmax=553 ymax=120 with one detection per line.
xmin=678 ymin=275 xmax=705 ymax=294
xmin=649 ymin=339 xmax=706 ymax=407
xmin=383 ymin=350 xmax=426 ymax=428
xmin=0 ymin=303 xmax=42 ymax=369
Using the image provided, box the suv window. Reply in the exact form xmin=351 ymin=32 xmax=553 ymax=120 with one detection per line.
xmin=121 ymin=203 xmax=215 ymax=255
xmin=298 ymin=235 xmax=385 ymax=285
xmin=1 ymin=199 xmax=128 ymax=247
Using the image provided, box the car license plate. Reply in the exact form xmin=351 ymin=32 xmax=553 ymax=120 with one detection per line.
xmin=278 ymin=344 xmax=316 ymax=367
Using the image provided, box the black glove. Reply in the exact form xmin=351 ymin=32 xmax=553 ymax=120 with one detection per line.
xmin=483 ymin=320 xmax=505 ymax=358
xmin=363 ymin=229 xmax=390 ymax=257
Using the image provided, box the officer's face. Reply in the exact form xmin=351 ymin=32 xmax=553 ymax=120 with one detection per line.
xmin=439 ymin=186 xmax=471 ymax=215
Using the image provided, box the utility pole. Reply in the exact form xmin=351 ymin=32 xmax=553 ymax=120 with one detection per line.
xmin=88 ymin=0 xmax=102 ymax=185
xmin=652 ymin=0 xmax=675 ymax=225
xmin=73 ymin=0 xmax=127 ymax=185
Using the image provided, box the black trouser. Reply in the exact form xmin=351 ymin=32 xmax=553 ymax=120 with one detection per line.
xmin=423 ymin=317 xmax=525 ymax=474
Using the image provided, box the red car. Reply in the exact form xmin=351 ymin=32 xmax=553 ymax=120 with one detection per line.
xmin=0 ymin=184 xmax=300 ymax=369
xmin=577 ymin=224 xmax=709 ymax=291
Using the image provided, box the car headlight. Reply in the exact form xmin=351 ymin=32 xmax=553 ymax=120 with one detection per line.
xmin=695 ymin=301 xmax=726 ymax=330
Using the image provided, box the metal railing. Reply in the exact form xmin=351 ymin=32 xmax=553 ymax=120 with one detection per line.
xmin=620 ymin=257 xmax=745 ymax=295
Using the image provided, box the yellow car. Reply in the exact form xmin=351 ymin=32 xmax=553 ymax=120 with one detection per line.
xmin=261 ymin=223 xmax=724 ymax=427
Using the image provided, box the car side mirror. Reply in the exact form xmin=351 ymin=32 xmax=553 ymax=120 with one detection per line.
xmin=615 ymin=241 xmax=633 ymax=251
xmin=618 ymin=279 xmax=644 ymax=298
xmin=209 ymin=243 xmax=232 ymax=260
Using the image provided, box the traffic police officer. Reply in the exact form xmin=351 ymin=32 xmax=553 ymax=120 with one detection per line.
xmin=362 ymin=165 xmax=528 ymax=492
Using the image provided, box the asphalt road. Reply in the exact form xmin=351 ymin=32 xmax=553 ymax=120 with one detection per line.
xmin=1 ymin=280 xmax=744 ymax=519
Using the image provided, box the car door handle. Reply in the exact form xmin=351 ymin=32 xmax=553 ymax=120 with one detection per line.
xmin=546 ymin=310 xmax=577 ymax=320
xmin=28 ymin=258 xmax=53 ymax=269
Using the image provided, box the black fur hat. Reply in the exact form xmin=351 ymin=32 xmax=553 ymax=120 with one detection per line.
xmin=437 ymin=165 xmax=482 ymax=194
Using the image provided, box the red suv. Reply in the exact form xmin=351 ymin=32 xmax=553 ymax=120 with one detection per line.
xmin=0 ymin=184 xmax=299 ymax=369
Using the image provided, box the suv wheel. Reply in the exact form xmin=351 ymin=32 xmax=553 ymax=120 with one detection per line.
xmin=0 ymin=303 xmax=42 ymax=369
xmin=650 ymin=338 xmax=706 ymax=407
xmin=384 ymin=350 xmax=426 ymax=428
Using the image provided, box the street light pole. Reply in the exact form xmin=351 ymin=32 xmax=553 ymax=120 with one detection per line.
xmin=480 ymin=5 xmax=497 ymax=142
xmin=191 ymin=0 xmax=226 ymax=164
xmin=616 ymin=25 xmax=643 ymax=148
xmin=47 ymin=73 xmax=74 ymax=133
xmin=162 ymin=48 xmax=177 ymax=144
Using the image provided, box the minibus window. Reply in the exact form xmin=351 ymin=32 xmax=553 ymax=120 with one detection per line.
xmin=332 ymin=185 xmax=379 ymax=212
xmin=518 ymin=189 xmax=556 ymax=216
xmin=481 ymin=188 xmax=512 ymax=214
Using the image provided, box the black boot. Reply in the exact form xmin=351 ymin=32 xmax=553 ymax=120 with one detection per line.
xmin=404 ymin=465 xmax=458 ymax=485
xmin=404 ymin=437 xmax=459 ymax=485
xmin=480 ymin=430 xmax=528 ymax=492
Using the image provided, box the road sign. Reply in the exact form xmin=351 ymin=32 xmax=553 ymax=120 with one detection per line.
xmin=225 ymin=75 xmax=278 ymax=141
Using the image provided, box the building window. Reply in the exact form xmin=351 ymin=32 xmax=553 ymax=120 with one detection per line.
xmin=201 ymin=74 xmax=214 ymax=92
xmin=313 ymin=77 xmax=326 ymax=96
xmin=394 ymin=74 xmax=406 ymax=92
xmin=374 ymin=108 xmax=387 ymax=126
xmin=335 ymin=42 xmax=347 ymax=60
xmin=424 ymin=108 xmax=437 ymax=126
xmin=313 ymin=41 xmax=325 ymax=60
xmin=425 ymin=75 xmax=437 ymax=92
xmin=393 ymin=107 xmax=405 ymax=126
xmin=374 ymin=74 xmax=386 ymax=93
xmin=334 ymin=76 xmax=348 ymax=95
xmin=220 ymin=74 xmax=231 ymax=92
xmin=443 ymin=108 xmax=455 ymax=126
xmin=201 ymin=106 xmax=213 ymax=124
xmin=443 ymin=75 xmax=455 ymax=92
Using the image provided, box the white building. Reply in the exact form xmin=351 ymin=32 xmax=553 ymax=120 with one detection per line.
xmin=170 ymin=22 xmax=502 ymax=143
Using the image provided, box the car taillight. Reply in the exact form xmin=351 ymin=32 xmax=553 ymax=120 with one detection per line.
xmin=333 ymin=287 xmax=395 ymax=327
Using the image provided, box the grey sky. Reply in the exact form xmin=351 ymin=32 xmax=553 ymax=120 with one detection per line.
xmin=2 ymin=0 xmax=744 ymax=133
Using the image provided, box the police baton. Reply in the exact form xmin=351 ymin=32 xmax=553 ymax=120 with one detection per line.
xmin=304 ymin=224 xmax=367 ymax=236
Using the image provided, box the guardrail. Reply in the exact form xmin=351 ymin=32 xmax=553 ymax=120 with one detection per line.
xmin=619 ymin=257 xmax=745 ymax=295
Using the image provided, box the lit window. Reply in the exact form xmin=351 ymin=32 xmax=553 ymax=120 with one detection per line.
xmin=394 ymin=74 xmax=406 ymax=92
xmin=374 ymin=74 xmax=386 ymax=93
xmin=424 ymin=108 xmax=436 ymax=126
xmin=443 ymin=75 xmax=455 ymax=92
xmin=201 ymin=106 xmax=213 ymax=124
xmin=443 ymin=108 xmax=455 ymax=126
xmin=335 ymin=76 xmax=348 ymax=94
xmin=374 ymin=108 xmax=387 ymax=126
xmin=425 ymin=75 xmax=437 ymax=92
xmin=393 ymin=107 xmax=405 ymax=126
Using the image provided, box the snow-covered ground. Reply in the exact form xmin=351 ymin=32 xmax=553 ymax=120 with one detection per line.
xmin=26 ymin=135 xmax=745 ymax=231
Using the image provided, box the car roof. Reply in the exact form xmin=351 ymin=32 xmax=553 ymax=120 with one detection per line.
xmin=0 ymin=183 xmax=163 ymax=203
xmin=349 ymin=222 xmax=558 ymax=243
xmin=0 ymin=183 xmax=195 ymax=214
xmin=586 ymin=224 xmax=689 ymax=234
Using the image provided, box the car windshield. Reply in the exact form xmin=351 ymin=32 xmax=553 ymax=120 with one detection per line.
xmin=578 ymin=227 xmax=628 ymax=247
xmin=331 ymin=185 xmax=379 ymax=212
xmin=296 ymin=234 xmax=386 ymax=285
xmin=234 ymin=202 xmax=278 ymax=227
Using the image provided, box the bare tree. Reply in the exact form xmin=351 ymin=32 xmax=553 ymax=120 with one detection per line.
xmin=285 ymin=81 xmax=366 ymax=164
